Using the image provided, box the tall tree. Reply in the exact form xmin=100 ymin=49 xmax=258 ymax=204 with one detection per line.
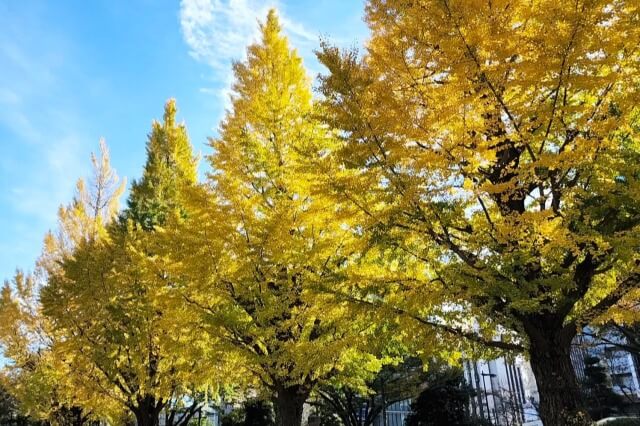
xmin=126 ymin=99 xmax=198 ymax=230
xmin=317 ymin=1 xmax=640 ymax=425
xmin=170 ymin=11 xmax=382 ymax=426
xmin=0 ymin=141 xmax=125 ymax=425
xmin=42 ymin=101 xmax=213 ymax=426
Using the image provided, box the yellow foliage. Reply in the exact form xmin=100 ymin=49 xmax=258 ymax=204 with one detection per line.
xmin=317 ymin=1 xmax=640 ymax=423
xmin=167 ymin=11 xmax=386 ymax=411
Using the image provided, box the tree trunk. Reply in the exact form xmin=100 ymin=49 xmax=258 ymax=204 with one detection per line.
xmin=134 ymin=409 xmax=160 ymax=426
xmin=133 ymin=395 xmax=162 ymax=426
xmin=274 ymin=384 xmax=310 ymax=426
xmin=525 ymin=320 xmax=590 ymax=426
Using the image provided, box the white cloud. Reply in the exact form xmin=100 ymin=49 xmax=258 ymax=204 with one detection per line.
xmin=180 ymin=0 xmax=316 ymax=71
xmin=179 ymin=0 xmax=320 ymax=111
xmin=180 ymin=0 xmax=270 ymax=71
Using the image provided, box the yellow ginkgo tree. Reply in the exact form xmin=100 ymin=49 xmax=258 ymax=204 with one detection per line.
xmin=168 ymin=11 xmax=385 ymax=426
xmin=0 ymin=141 xmax=125 ymax=425
xmin=317 ymin=0 xmax=640 ymax=425
xmin=42 ymin=101 xmax=215 ymax=426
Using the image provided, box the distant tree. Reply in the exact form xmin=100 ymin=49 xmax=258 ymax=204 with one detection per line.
xmin=581 ymin=355 xmax=625 ymax=420
xmin=220 ymin=399 xmax=274 ymax=426
xmin=405 ymin=365 xmax=485 ymax=426
xmin=315 ymin=358 xmax=428 ymax=426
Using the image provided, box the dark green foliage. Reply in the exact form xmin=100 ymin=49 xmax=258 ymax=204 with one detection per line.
xmin=0 ymin=384 xmax=43 ymax=426
xmin=243 ymin=399 xmax=274 ymax=426
xmin=0 ymin=385 xmax=21 ymax=425
xmin=582 ymin=356 xmax=626 ymax=421
xmin=125 ymin=99 xmax=197 ymax=230
xmin=316 ymin=357 xmax=429 ymax=426
xmin=220 ymin=399 xmax=274 ymax=426
xmin=404 ymin=365 xmax=485 ymax=426
xmin=220 ymin=408 xmax=244 ymax=426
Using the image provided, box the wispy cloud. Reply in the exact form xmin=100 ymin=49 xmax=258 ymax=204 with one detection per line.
xmin=180 ymin=0 xmax=316 ymax=71
xmin=179 ymin=0 xmax=320 ymax=110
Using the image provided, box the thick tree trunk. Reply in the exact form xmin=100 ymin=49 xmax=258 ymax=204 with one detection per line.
xmin=525 ymin=320 xmax=590 ymax=426
xmin=134 ymin=409 xmax=160 ymax=426
xmin=274 ymin=384 xmax=310 ymax=426
xmin=133 ymin=395 xmax=162 ymax=426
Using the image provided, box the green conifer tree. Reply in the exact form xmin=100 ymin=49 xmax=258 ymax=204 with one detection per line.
xmin=582 ymin=356 xmax=625 ymax=420
xmin=127 ymin=99 xmax=198 ymax=229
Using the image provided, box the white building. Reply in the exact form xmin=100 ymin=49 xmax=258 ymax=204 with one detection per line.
xmin=369 ymin=355 xmax=543 ymax=426
xmin=463 ymin=356 xmax=542 ymax=426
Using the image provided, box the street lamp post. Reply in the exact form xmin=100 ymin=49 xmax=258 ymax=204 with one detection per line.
xmin=481 ymin=371 xmax=497 ymax=426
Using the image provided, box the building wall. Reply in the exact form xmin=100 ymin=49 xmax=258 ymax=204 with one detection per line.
xmin=463 ymin=357 xmax=542 ymax=426
xmin=370 ymin=356 xmax=544 ymax=426
xmin=372 ymin=400 xmax=411 ymax=426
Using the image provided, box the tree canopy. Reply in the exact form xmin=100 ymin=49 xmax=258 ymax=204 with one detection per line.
xmin=166 ymin=11 xmax=385 ymax=426
xmin=40 ymin=102 xmax=213 ymax=426
xmin=316 ymin=0 xmax=640 ymax=424
xmin=0 ymin=141 xmax=125 ymax=425
xmin=2 ymin=3 xmax=639 ymax=426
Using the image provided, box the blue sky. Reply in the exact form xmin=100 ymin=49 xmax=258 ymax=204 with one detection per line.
xmin=0 ymin=0 xmax=369 ymax=282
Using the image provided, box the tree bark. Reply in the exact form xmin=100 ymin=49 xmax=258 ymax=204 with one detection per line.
xmin=133 ymin=395 xmax=163 ymax=426
xmin=525 ymin=319 xmax=591 ymax=426
xmin=274 ymin=384 xmax=310 ymax=426
xmin=134 ymin=409 xmax=160 ymax=426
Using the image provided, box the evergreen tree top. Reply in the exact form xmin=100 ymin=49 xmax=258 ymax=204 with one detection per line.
xmin=126 ymin=99 xmax=198 ymax=229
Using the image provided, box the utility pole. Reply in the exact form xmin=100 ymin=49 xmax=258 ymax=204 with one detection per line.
xmin=482 ymin=371 xmax=497 ymax=426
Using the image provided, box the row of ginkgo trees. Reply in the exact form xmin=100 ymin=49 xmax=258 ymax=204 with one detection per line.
xmin=2 ymin=3 xmax=640 ymax=426
xmin=2 ymin=12 xmax=390 ymax=426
